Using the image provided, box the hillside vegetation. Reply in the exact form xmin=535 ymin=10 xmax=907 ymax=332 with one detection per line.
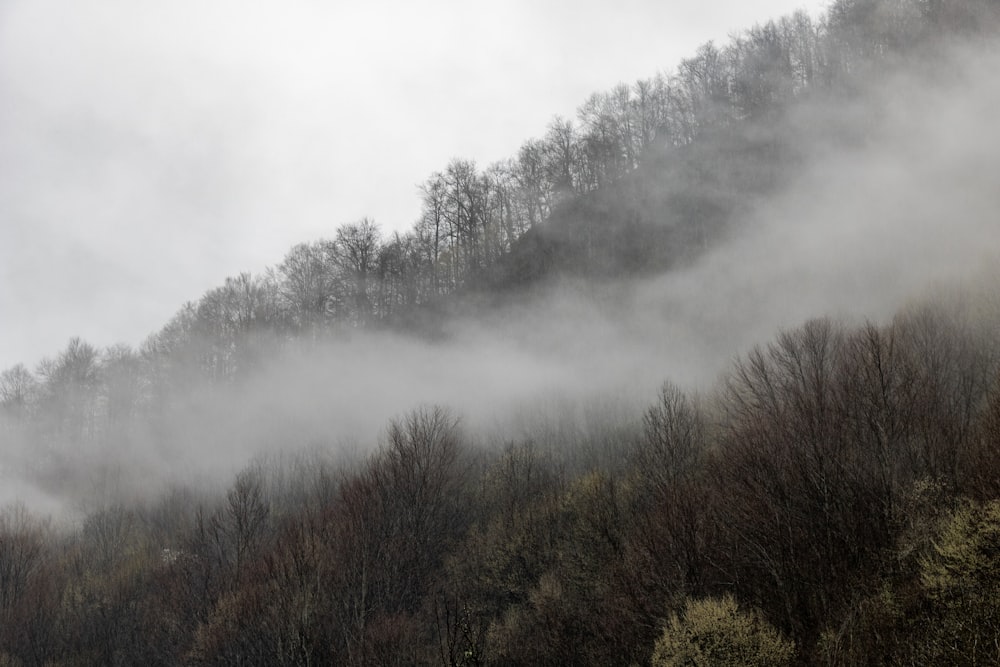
xmin=2 ymin=0 xmax=1000 ymax=663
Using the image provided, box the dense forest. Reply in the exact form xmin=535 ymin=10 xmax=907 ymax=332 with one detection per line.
xmin=3 ymin=0 xmax=1000 ymax=663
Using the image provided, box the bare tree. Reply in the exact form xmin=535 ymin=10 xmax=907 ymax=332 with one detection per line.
xmin=278 ymin=240 xmax=341 ymax=334
xmin=335 ymin=218 xmax=381 ymax=326
xmin=36 ymin=337 xmax=101 ymax=442
xmin=0 ymin=504 xmax=48 ymax=615
xmin=0 ymin=364 xmax=37 ymax=429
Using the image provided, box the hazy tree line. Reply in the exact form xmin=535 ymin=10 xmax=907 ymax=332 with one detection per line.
xmin=2 ymin=0 xmax=1000 ymax=663
xmin=2 ymin=295 xmax=999 ymax=665
xmin=5 ymin=0 xmax=996 ymax=412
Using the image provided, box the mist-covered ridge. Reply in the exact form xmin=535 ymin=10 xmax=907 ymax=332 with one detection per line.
xmin=2 ymin=0 xmax=1000 ymax=663
xmin=2 ymin=0 xmax=999 ymax=507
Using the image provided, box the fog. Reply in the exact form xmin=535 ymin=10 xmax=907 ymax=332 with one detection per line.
xmin=629 ymin=42 xmax=1000 ymax=364
xmin=213 ymin=40 xmax=1000 ymax=447
xmin=3 ymin=38 xmax=1000 ymax=518
xmin=0 ymin=0 xmax=828 ymax=373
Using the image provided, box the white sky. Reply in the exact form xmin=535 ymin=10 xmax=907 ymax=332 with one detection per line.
xmin=0 ymin=0 xmax=829 ymax=370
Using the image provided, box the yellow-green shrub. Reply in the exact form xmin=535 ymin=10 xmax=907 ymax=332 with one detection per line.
xmin=652 ymin=594 xmax=794 ymax=667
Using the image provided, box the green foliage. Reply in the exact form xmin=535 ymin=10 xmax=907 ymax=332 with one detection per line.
xmin=921 ymin=500 xmax=1000 ymax=593
xmin=651 ymin=595 xmax=795 ymax=667
xmin=821 ymin=497 xmax=1000 ymax=666
xmin=911 ymin=499 xmax=1000 ymax=664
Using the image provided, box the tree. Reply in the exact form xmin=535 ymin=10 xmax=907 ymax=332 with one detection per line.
xmin=543 ymin=117 xmax=578 ymax=197
xmin=208 ymin=469 xmax=272 ymax=592
xmin=651 ymin=595 xmax=794 ymax=666
xmin=100 ymin=343 xmax=144 ymax=429
xmin=371 ymin=407 xmax=468 ymax=613
xmin=442 ymin=160 xmax=488 ymax=284
xmin=0 ymin=365 xmax=36 ymax=411
xmin=515 ymin=139 xmax=551 ymax=229
xmin=36 ymin=337 xmax=101 ymax=442
xmin=715 ymin=319 xmax=889 ymax=642
xmin=673 ymin=42 xmax=735 ymax=139
xmin=911 ymin=499 xmax=1000 ymax=664
xmin=626 ymin=383 xmax=711 ymax=613
xmin=823 ymin=496 xmax=1000 ymax=665
xmin=730 ymin=21 xmax=796 ymax=119
xmin=418 ymin=174 xmax=449 ymax=294
xmin=895 ymin=301 xmax=996 ymax=493
xmin=0 ymin=504 xmax=47 ymax=616
xmin=376 ymin=232 xmax=414 ymax=319
xmin=636 ymin=382 xmax=704 ymax=493
xmin=632 ymin=75 xmax=670 ymax=153
xmin=277 ymin=240 xmax=341 ymax=334
xmin=0 ymin=364 xmax=36 ymax=429
xmin=335 ymin=218 xmax=381 ymax=325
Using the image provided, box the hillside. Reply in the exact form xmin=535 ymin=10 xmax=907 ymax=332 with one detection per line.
xmin=2 ymin=0 xmax=1000 ymax=664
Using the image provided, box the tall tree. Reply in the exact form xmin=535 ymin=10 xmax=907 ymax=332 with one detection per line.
xmin=278 ymin=240 xmax=341 ymax=334
xmin=335 ymin=218 xmax=382 ymax=326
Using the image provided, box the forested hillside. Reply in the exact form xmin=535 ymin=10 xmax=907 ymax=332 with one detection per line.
xmin=2 ymin=0 xmax=1000 ymax=663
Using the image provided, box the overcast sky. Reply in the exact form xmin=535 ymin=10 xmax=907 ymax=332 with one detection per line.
xmin=0 ymin=0 xmax=829 ymax=370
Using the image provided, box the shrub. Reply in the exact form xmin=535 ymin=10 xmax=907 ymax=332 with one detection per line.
xmin=651 ymin=595 xmax=794 ymax=667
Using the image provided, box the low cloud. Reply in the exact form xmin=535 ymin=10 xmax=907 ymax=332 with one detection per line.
xmin=3 ymin=39 xmax=999 ymax=518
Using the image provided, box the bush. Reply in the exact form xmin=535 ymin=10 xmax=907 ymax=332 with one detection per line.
xmin=651 ymin=595 xmax=794 ymax=667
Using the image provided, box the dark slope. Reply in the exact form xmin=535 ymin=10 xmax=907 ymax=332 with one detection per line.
xmin=489 ymin=120 xmax=799 ymax=288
